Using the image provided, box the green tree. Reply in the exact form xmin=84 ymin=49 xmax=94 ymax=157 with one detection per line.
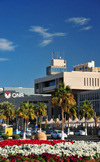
xmin=15 ymin=107 xmax=23 ymax=134
xmin=67 ymin=105 xmax=77 ymax=135
xmin=20 ymin=101 xmax=36 ymax=139
xmin=36 ymin=102 xmax=47 ymax=132
xmin=79 ymin=100 xmax=94 ymax=135
xmin=52 ymin=83 xmax=76 ymax=139
xmin=0 ymin=102 xmax=15 ymax=125
xmin=0 ymin=113 xmax=6 ymax=124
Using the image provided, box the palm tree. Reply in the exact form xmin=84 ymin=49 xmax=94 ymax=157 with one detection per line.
xmin=79 ymin=100 xmax=94 ymax=135
xmin=0 ymin=102 xmax=15 ymax=125
xmin=15 ymin=107 xmax=23 ymax=134
xmin=20 ymin=102 xmax=36 ymax=139
xmin=0 ymin=113 xmax=6 ymax=124
xmin=36 ymin=102 xmax=47 ymax=132
xmin=67 ymin=105 xmax=77 ymax=135
xmin=52 ymin=83 xmax=76 ymax=140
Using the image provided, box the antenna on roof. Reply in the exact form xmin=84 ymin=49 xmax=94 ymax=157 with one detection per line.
xmin=55 ymin=52 xmax=60 ymax=59
xmin=52 ymin=52 xmax=54 ymax=59
xmin=63 ymin=51 xmax=65 ymax=59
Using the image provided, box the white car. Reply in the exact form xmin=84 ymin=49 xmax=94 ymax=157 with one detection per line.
xmin=26 ymin=130 xmax=32 ymax=137
xmin=51 ymin=130 xmax=67 ymax=139
xmin=65 ymin=130 xmax=74 ymax=135
xmin=74 ymin=130 xmax=85 ymax=135
xmin=20 ymin=130 xmax=32 ymax=137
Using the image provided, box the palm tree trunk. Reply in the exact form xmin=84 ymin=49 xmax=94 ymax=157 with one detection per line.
xmin=23 ymin=119 xmax=26 ymax=139
xmin=61 ymin=110 xmax=64 ymax=140
xmin=7 ymin=117 xmax=9 ymax=125
xmin=17 ymin=118 xmax=19 ymax=130
xmin=40 ymin=116 xmax=42 ymax=132
xmin=85 ymin=117 xmax=87 ymax=135
xmin=22 ymin=118 xmax=23 ymax=130
xmin=16 ymin=118 xmax=19 ymax=134
xmin=26 ymin=119 xmax=28 ymax=131
xmin=68 ymin=115 xmax=70 ymax=135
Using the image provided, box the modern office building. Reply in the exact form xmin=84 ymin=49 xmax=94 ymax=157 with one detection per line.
xmin=77 ymin=89 xmax=100 ymax=116
xmin=34 ymin=58 xmax=100 ymax=116
xmin=35 ymin=59 xmax=100 ymax=94
xmin=0 ymin=87 xmax=51 ymax=120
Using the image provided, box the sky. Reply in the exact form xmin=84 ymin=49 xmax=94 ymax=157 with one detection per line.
xmin=0 ymin=0 xmax=100 ymax=88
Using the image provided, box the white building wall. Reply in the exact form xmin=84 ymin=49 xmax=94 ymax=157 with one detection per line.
xmin=64 ymin=71 xmax=100 ymax=90
xmin=51 ymin=59 xmax=66 ymax=67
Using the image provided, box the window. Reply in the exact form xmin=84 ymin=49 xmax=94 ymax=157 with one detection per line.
xmin=92 ymin=78 xmax=94 ymax=86
xmin=49 ymin=80 xmax=55 ymax=86
xmin=95 ymin=78 xmax=96 ymax=86
xmin=89 ymin=78 xmax=91 ymax=86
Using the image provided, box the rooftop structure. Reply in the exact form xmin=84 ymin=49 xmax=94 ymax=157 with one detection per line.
xmin=73 ymin=61 xmax=100 ymax=72
xmin=46 ymin=58 xmax=67 ymax=75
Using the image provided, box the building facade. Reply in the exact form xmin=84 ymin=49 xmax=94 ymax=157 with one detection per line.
xmin=73 ymin=61 xmax=100 ymax=72
xmin=0 ymin=87 xmax=52 ymax=120
xmin=77 ymin=89 xmax=100 ymax=116
xmin=35 ymin=58 xmax=100 ymax=116
xmin=35 ymin=70 xmax=100 ymax=94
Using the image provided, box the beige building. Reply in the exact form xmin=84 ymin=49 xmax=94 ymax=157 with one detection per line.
xmin=34 ymin=58 xmax=100 ymax=117
xmin=35 ymin=70 xmax=100 ymax=94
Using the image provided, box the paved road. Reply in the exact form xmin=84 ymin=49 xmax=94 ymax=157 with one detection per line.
xmin=47 ymin=134 xmax=100 ymax=142
xmin=0 ymin=135 xmax=99 ymax=142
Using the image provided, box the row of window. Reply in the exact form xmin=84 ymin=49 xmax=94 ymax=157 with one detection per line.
xmin=80 ymin=93 xmax=99 ymax=101
xmin=28 ymin=101 xmax=48 ymax=104
xmin=74 ymin=66 xmax=88 ymax=71
xmin=84 ymin=78 xmax=99 ymax=86
xmin=51 ymin=67 xmax=67 ymax=73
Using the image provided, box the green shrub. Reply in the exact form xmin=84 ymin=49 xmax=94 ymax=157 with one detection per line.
xmin=2 ymin=134 xmax=9 ymax=140
xmin=12 ymin=134 xmax=20 ymax=139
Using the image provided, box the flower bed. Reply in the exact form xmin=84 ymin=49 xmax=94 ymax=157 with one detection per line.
xmin=0 ymin=139 xmax=100 ymax=162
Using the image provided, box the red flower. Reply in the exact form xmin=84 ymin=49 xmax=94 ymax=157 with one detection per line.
xmin=0 ymin=139 xmax=74 ymax=148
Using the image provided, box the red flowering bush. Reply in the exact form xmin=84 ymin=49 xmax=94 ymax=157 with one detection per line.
xmin=0 ymin=139 xmax=74 ymax=148
xmin=0 ymin=153 xmax=93 ymax=162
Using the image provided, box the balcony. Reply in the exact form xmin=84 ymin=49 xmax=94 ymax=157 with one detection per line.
xmin=43 ymin=85 xmax=56 ymax=92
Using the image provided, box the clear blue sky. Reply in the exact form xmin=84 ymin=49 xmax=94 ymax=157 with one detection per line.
xmin=0 ymin=0 xmax=100 ymax=88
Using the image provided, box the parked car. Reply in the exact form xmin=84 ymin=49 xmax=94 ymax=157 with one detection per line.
xmin=98 ymin=129 xmax=100 ymax=138
xmin=65 ymin=130 xmax=74 ymax=135
xmin=20 ymin=129 xmax=32 ymax=137
xmin=74 ymin=130 xmax=85 ymax=135
xmin=51 ymin=130 xmax=67 ymax=139
xmin=26 ymin=130 xmax=32 ymax=137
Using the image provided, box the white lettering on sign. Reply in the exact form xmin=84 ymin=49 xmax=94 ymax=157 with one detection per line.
xmin=5 ymin=92 xmax=24 ymax=99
